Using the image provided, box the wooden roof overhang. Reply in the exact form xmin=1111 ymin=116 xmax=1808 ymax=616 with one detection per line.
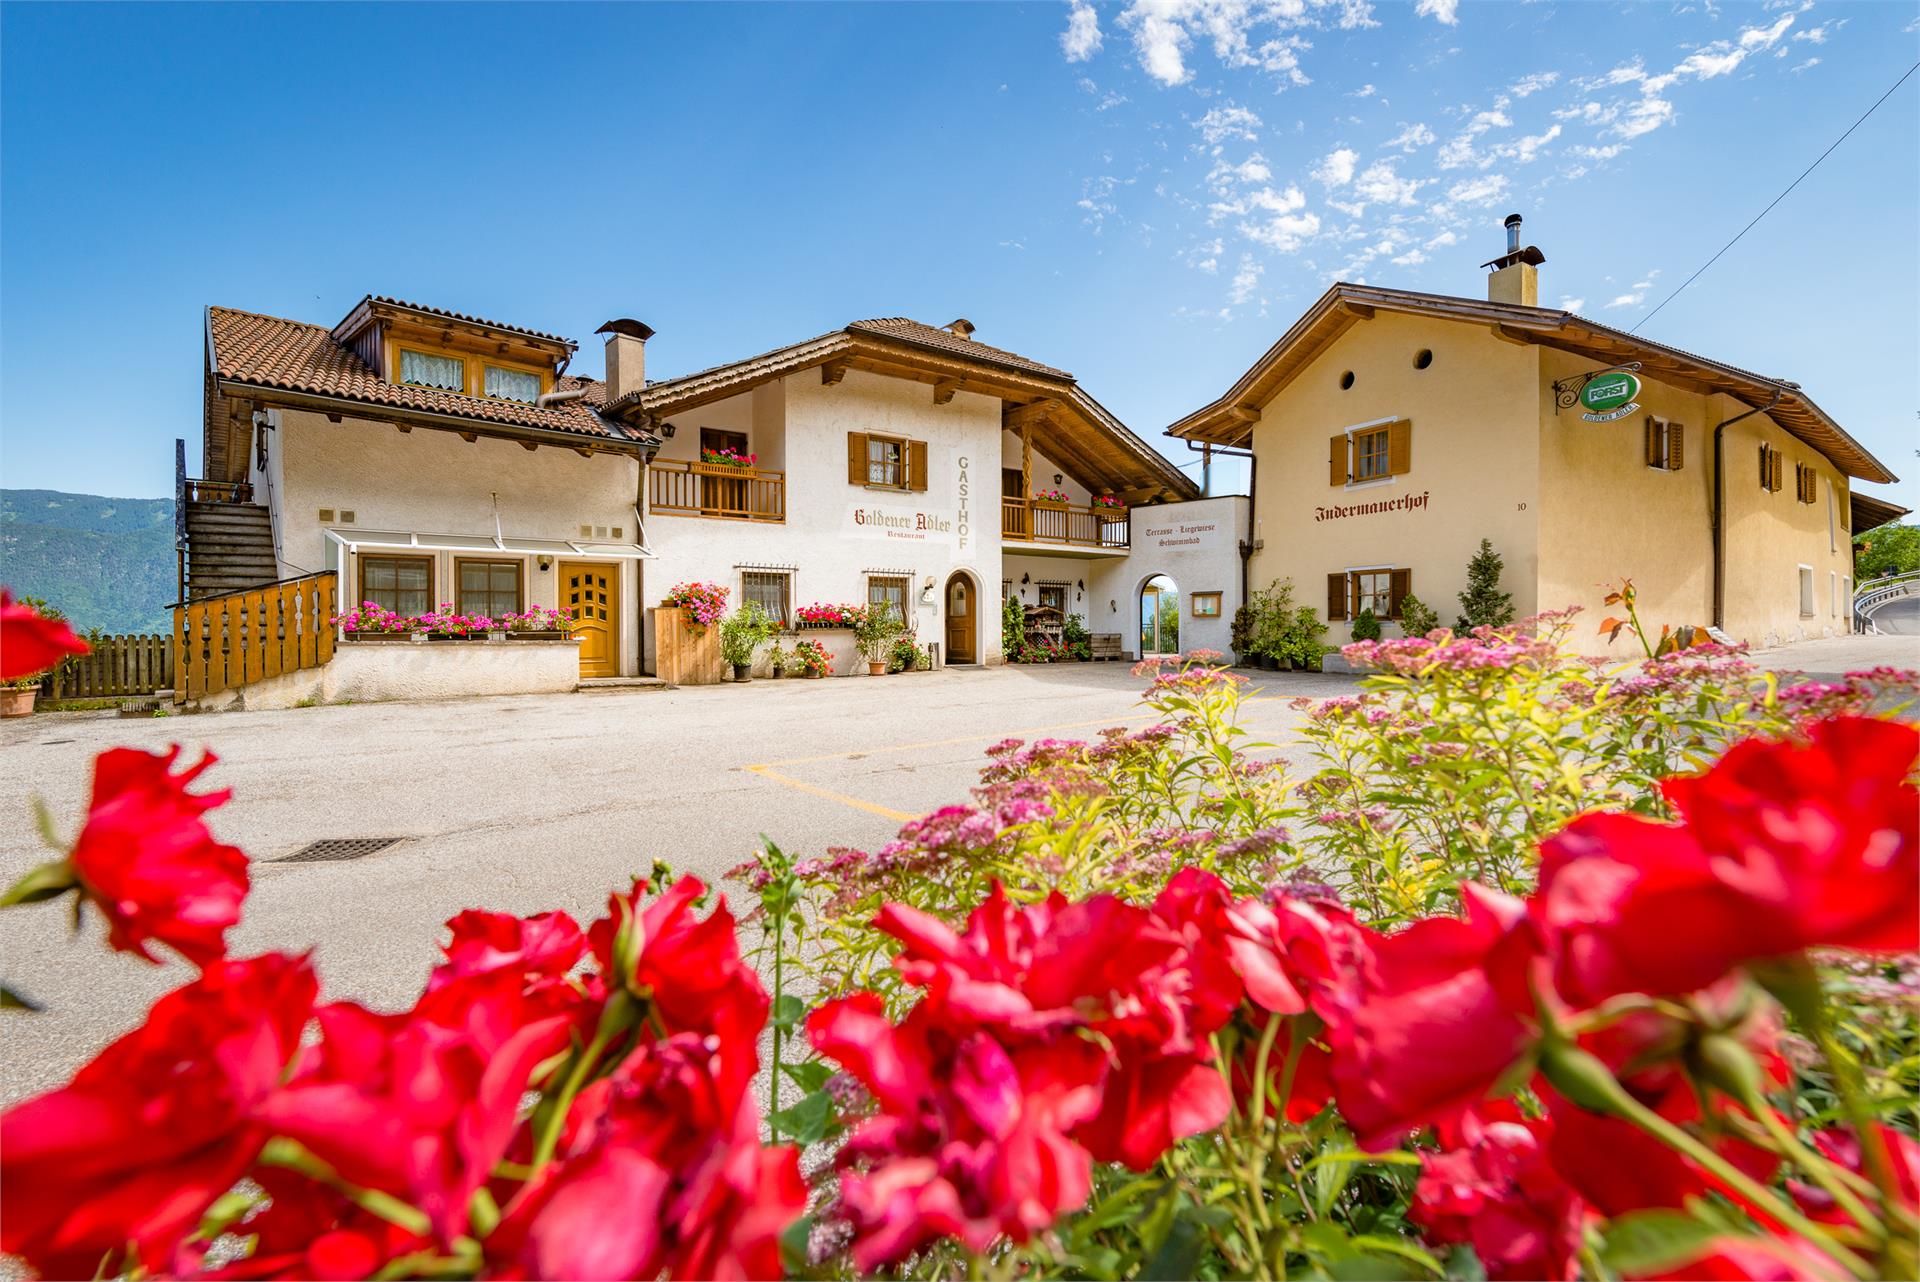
xmin=607 ymin=332 xmax=1198 ymax=503
xmin=209 ymin=378 xmax=652 ymax=458
xmin=1167 ymin=283 xmax=1897 ymax=485
xmin=1850 ymin=490 xmax=1911 ymax=535
xmin=331 ymin=296 xmax=578 ymax=365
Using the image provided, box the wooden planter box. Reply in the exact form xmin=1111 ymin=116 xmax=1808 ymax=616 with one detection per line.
xmin=652 ymin=606 xmax=724 ymax=685
xmin=505 ymin=630 xmax=569 ymax=640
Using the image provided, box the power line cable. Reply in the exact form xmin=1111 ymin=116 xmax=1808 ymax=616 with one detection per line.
xmin=1632 ymin=59 xmax=1919 ymax=333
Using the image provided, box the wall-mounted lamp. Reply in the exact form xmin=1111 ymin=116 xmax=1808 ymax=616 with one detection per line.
xmin=1052 ymin=473 xmax=1063 ymax=486
xmin=920 ymin=576 xmax=936 ymax=606
xmin=660 ymin=423 xmax=677 ymax=438
xmin=537 ymin=556 xmax=553 ymax=572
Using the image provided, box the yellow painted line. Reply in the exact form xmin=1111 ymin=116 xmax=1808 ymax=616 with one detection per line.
xmin=743 ymin=764 xmax=916 ymax=821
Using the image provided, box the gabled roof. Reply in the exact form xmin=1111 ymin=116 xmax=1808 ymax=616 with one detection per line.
xmin=608 ymin=319 xmax=1197 ymax=502
xmin=336 ymin=295 xmax=578 ymax=351
xmin=1168 ymin=282 xmax=1896 ymax=484
xmin=207 ymin=307 xmax=640 ymax=447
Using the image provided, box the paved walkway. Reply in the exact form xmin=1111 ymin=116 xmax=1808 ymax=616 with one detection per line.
xmin=1741 ymin=630 xmax=1919 ymax=678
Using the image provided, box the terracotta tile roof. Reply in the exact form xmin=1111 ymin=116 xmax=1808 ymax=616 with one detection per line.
xmin=207 ymin=307 xmax=629 ymax=442
xmin=845 ymin=318 xmax=1070 ymax=379
xmin=362 ymin=295 xmax=576 ymax=348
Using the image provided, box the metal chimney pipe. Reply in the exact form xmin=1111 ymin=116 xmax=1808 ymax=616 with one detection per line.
xmin=1504 ymin=213 xmax=1523 ymax=254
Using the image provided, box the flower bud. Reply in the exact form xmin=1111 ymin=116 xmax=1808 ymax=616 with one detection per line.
xmin=1539 ymin=1040 xmax=1628 ymax=1115
xmin=1694 ymin=1032 xmax=1766 ymax=1103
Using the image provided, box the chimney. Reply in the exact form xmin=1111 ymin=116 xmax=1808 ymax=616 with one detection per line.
xmin=596 ymin=318 xmax=655 ymax=401
xmin=1480 ymin=213 xmax=1545 ymax=307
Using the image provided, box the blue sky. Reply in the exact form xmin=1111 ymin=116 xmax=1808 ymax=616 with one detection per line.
xmin=2 ymin=1 xmax=1914 ymax=508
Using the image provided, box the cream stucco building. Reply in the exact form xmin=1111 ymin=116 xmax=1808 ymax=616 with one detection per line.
xmin=1168 ymin=217 xmax=1903 ymax=655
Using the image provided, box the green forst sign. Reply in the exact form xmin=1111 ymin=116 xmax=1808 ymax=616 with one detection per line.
xmin=1580 ymin=371 xmax=1642 ymax=420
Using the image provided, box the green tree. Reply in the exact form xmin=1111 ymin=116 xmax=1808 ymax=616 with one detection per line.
xmin=1854 ymin=523 xmax=1920 ymax=579
xmin=1455 ymin=538 xmax=1515 ymax=630
xmin=1396 ymin=592 xmax=1440 ymax=638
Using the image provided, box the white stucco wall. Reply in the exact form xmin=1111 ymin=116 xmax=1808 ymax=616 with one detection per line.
xmin=272 ymin=410 xmax=646 ymax=675
xmin=1088 ymin=496 xmax=1251 ymax=659
xmin=196 ymin=638 xmax=582 ymax=711
xmin=649 ymin=368 xmax=1006 ymax=668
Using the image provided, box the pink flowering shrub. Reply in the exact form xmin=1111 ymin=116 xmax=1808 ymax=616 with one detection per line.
xmin=499 ymin=605 xmax=570 ymax=632
xmin=332 ymin=602 xmax=411 ymax=633
xmin=795 ymin=602 xmax=866 ymax=627
xmin=660 ymin=581 xmax=728 ymax=629
xmin=1031 ymin=487 xmax=1071 ymax=504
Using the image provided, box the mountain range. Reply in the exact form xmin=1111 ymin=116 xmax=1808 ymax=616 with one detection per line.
xmin=1 ymin=489 xmax=176 ymax=634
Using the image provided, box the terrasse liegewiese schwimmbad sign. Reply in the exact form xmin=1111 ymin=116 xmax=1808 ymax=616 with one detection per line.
xmin=1580 ymin=371 xmax=1642 ymax=423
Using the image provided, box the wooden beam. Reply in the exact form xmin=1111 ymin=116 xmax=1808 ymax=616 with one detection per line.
xmin=520 ymin=441 xmax=538 ymax=451
xmin=459 ymin=431 xmax=478 ymax=443
xmin=821 ymin=359 xmax=848 ymax=386
xmin=1338 ymin=302 xmax=1376 ymax=320
xmin=1490 ymin=324 xmax=1532 ymax=346
xmin=932 ymin=378 xmax=959 ymax=406
xmin=395 ymin=423 xmax=412 ymax=434
xmin=573 ymin=447 xmax=592 ymax=458
xmin=1004 ymin=398 xmax=1061 ymax=430
xmin=1224 ymin=404 xmax=1261 ymax=424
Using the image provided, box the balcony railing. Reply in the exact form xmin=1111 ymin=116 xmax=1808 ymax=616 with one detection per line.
xmin=1001 ymin=498 xmax=1129 ymax=550
xmin=650 ymin=459 xmax=786 ymax=523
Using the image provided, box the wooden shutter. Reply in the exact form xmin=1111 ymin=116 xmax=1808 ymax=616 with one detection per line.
xmin=1644 ymin=416 xmax=1659 ymax=467
xmin=1326 ymin=572 xmax=1348 ymax=620
xmin=1771 ymin=449 xmax=1784 ymax=493
xmin=846 ymin=432 xmax=868 ymax=485
xmin=1389 ymin=568 xmax=1412 ymax=619
xmin=1668 ymin=423 xmax=1684 ymax=471
xmin=1329 ymin=434 xmax=1347 ymax=487
xmin=907 ymin=440 xmax=929 ymax=492
xmin=1386 ymin=419 xmax=1412 ymax=476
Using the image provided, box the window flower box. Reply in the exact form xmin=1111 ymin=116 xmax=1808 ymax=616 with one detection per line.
xmin=698 ymin=446 xmax=758 ymax=470
xmin=1092 ymin=495 xmax=1127 ymax=513
xmin=1032 ymin=488 xmax=1071 ymax=507
xmin=794 ymin=603 xmax=866 ymax=629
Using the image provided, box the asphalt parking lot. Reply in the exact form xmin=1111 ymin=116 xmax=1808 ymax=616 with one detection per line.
xmin=0 ymin=662 xmax=1352 ymax=1103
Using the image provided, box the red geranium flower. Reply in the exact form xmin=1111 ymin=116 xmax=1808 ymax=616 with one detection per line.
xmin=0 ymin=590 xmax=88 ymax=680
xmin=0 ymin=953 xmax=317 ymax=1280
xmin=1332 ymin=883 xmax=1539 ymax=1150
xmin=1411 ymin=1105 xmax=1586 ymax=1282
xmin=1537 ymin=717 xmax=1918 ymax=1004
xmin=65 ymin=746 xmax=250 ymax=967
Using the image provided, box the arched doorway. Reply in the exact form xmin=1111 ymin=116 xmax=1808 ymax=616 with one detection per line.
xmin=1140 ymin=574 xmax=1179 ymax=657
xmin=944 ymin=571 xmax=977 ymax=664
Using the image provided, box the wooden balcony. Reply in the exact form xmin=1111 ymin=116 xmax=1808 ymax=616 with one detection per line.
xmin=1001 ymin=499 xmax=1128 ymax=550
xmin=650 ymin=459 xmax=785 ymax=523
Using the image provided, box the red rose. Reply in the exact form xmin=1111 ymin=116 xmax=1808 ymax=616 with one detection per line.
xmin=1332 ymin=883 xmax=1539 ymax=1150
xmin=64 ymin=745 xmax=250 ymax=967
xmin=1537 ymin=718 xmax=1918 ymax=1003
xmin=429 ymin=908 xmax=586 ymax=994
xmin=1411 ymin=1108 xmax=1586 ymax=1281
xmin=0 ymin=590 xmax=88 ymax=680
xmin=0 ymin=953 xmax=317 ymax=1279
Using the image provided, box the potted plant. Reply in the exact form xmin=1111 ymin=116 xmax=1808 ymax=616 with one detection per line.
xmin=1032 ymin=487 xmax=1071 ymax=508
xmin=697 ymin=446 xmax=757 ymax=471
xmin=766 ymin=642 xmax=789 ymax=679
xmin=719 ymin=602 xmax=776 ymax=681
xmin=1091 ymin=494 xmax=1126 ymax=514
xmin=852 ymin=603 xmax=901 ymax=676
xmin=502 ymin=605 xmax=571 ymax=640
xmin=333 ymin=602 xmax=412 ymax=641
xmin=793 ymin=638 xmax=831 ymax=678
xmin=886 ymin=635 xmax=923 ymax=673
xmin=795 ymin=602 xmax=861 ymax=629
xmin=2 ymin=671 xmax=41 ymax=717
xmin=660 ymin=582 xmax=729 ymax=631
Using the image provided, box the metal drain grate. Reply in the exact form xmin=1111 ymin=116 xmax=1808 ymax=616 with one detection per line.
xmin=279 ymin=837 xmax=405 ymax=864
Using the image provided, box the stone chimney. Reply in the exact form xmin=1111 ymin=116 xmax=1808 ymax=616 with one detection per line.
xmin=596 ymin=319 xmax=655 ymax=400
xmin=1481 ymin=214 xmax=1544 ymax=307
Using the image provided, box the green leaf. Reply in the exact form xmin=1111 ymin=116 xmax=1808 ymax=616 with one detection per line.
xmin=771 ymin=993 xmax=808 ymax=1030
xmin=0 ymin=859 xmax=78 ymax=908
xmin=0 ymin=983 xmax=45 ymax=1012
xmin=777 ymin=1213 xmax=813 ymax=1275
xmin=1140 ymin=1196 xmax=1205 ymax=1282
xmin=195 ymin=1190 xmax=263 ymax=1240
xmin=31 ymin=796 xmax=63 ymax=851
xmin=768 ymin=1089 xmax=833 ymax=1146
xmin=779 ymin=1059 xmax=834 ymax=1094
xmin=1442 ymin=1242 xmax=1488 ymax=1281
xmin=1599 ymin=1209 xmax=1722 ymax=1276
xmin=1302 ymin=1147 xmax=1423 ymax=1172
xmin=1350 ymin=1234 xmax=1446 ymax=1277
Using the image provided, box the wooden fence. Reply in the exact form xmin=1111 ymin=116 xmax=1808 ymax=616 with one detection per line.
xmin=40 ymin=634 xmax=174 ymax=699
xmin=174 ymin=573 xmax=337 ymax=702
xmin=651 ymin=606 xmax=724 ymax=685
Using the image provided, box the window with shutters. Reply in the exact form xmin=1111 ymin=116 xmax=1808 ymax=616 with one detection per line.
xmin=1351 ymin=570 xmax=1393 ymax=619
xmin=868 ymin=435 xmax=905 ymax=487
xmin=1353 ymin=427 xmax=1391 ymax=481
xmin=846 ymin=432 xmax=928 ymax=492
xmin=1794 ymin=463 xmax=1819 ymax=505
xmin=1759 ymin=444 xmax=1784 ymax=493
xmin=1644 ymin=417 xmax=1684 ymax=471
xmin=1330 ymin=568 xmax=1412 ymax=621
xmin=743 ymin=572 xmax=790 ymax=627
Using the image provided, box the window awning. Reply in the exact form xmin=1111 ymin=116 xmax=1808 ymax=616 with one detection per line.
xmin=324 ymin=529 xmax=654 ymax=559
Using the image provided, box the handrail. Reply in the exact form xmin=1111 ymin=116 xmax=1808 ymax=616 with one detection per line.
xmin=649 ymin=458 xmax=786 ymax=523
xmin=1001 ymin=497 xmax=1129 ymax=550
xmin=173 ymin=571 xmax=338 ymax=703
xmin=1853 ymin=570 xmax=1920 ymax=634
xmin=174 ymin=439 xmax=188 ymax=606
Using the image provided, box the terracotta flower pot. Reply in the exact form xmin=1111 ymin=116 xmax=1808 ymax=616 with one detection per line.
xmin=806 ymin=670 xmax=824 ymax=679
xmin=868 ymin=661 xmax=886 ymax=676
xmin=2 ymin=687 xmax=38 ymax=718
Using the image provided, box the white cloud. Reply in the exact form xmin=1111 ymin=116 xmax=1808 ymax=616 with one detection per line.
xmin=1228 ymin=254 xmax=1264 ymax=303
xmin=1353 ymin=159 xmax=1425 ymax=206
xmin=1062 ymin=0 xmax=1104 ymax=62
xmin=1559 ymin=296 xmax=1585 ymax=312
xmin=1613 ymin=96 xmax=1675 ymax=139
xmin=1241 ymin=210 xmax=1322 ymax=252
xmin=1387 ymin=121 xmax=1436 ymax=150
xmin=1605 ymin=271 xmax=1660 ymax=309
xmin=1446 ymin=173 xmax=1509 ymax=205
xmin=1194 ymin=104 xmax=1264 ymax=144
xmin=1391 ymin=247 xmax=1428 ymax=266
xmin=1570 ymin=142 xmax=1625 ymax=161
xmin=1425 ymin=229 xmax=1459 ymax=249
xmin=1208 ymin=154 xmax=1273 ymax=188
xmin=1493 ymin=123 xmax=1561 ymax=165
xmin=1414 ymin=0 xmax=1459 ymax=25
xmin=1790 ymin=57 xmax=1821 ymax=73
xmin=1112 ymin=0 xmax=1384 ymax=88
xmin=1794 ymin=21 xmax=1844 ymax=44
xmin=1313 ymin=146 xmax=1359 ymax=186
xmin=1353 ymin=82 xmax=1377 ymax=98
xmin=1509 ymin=71 xmax=1560 ymax=98
xmin=1128 ymin=3 xmax=1194 ymax=84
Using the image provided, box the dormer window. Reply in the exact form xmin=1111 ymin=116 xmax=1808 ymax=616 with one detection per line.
xmin=484 ymin=364 xmax=541 ymax=404
xmin=399 ymin=348 xmax=465 ymax=392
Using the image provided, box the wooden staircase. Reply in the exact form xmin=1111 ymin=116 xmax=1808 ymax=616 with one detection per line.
xmin=184 ymin=500 xmax=279 ymax=600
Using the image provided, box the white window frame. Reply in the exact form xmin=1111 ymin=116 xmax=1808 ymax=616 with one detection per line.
xmin=1345 ymin=562 xmax=1395 ymax=620
xmin=1647 ymin=416 xmax=1678 ymax=472
xmin=1341 ymin=417 xmax=1402 ymax=493
xmin=1798 ymin=564 xmax=1815 ymax=619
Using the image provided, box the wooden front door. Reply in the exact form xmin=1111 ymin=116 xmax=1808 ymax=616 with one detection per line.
xmin=560 ymin=561 xmax=617 ymax=677
xmin=944 ymin=574 xmax=975 ymax=664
